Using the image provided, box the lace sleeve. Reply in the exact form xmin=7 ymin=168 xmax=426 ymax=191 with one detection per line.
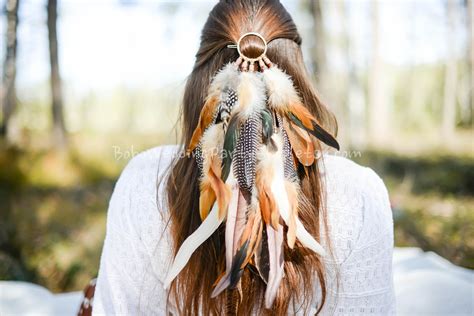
xmin=93 ymin=146 xmax=178 ymax=316
xmin=317 ymin=157 xmax=396 ymax=315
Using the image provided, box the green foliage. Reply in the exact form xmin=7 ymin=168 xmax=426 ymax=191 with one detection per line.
xmin=0 ymin=134 xmax=162 ymax=292
xmin=354 ymin=150 xmax=474 ymax=269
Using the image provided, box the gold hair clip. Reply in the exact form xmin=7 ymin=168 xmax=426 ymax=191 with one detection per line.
xmin=227 ymin=32 xmax=272 ymax=71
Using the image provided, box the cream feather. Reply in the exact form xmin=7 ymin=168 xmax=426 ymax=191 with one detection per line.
xmin=208 ymin=62 xmax=241 ymax=97
xmin=234 ymin=72 xmax=266 ymax=120
xmin=200 ymin=124 xmax=225 ymax=183
xmin=262 ymin=66 xmax=300 ymax=111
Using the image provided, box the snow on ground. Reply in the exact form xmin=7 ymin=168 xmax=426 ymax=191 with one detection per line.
xmin=1 ymin=248 xmax=473 ymax=315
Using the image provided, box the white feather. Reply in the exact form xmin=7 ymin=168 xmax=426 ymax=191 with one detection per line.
xmin=269 ymin=133 xmax=326 ymax=257
xmin=209 ymin=63 xmax=240 ymax=96
xmin=262 ymin=66 xmax=300 ymax=111
xmin=164 ymin=202 xmax=223 ymax=289
xmin=235 ymin=72 xmax=266 ymax=119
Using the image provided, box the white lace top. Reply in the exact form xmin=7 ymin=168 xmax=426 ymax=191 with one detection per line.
xmin=92 ymin=145 xmax=396 ymax=315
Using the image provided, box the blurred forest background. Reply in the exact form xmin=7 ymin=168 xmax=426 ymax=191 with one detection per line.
xmin=0 ymin=0 xmax=472 ymax=293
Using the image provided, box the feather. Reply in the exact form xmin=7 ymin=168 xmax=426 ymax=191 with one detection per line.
xmin=262 ymin=65 xmax=339 ymax=151
xmin=284 ymin=181 xmax=298 ymax=249
xmin=270 ymin=133 xmax=326 ymax=256
xmin=262 ymin=66 xmax=300 ymax=111
xmin=254 ymin=226 xmax=270 ymax=283
xmin=229 ymin=208 xmax=262 ymax=288
xmin=221 ymin=115 xmax=240 ymax=182
xmin=233 ymin=114 xmax=261 ymax=199
xmin=211 ymin=187 xmax=247 ymax=298
xmin=264 ymin=224 xmax=284 ymax=308
xmin=260 ymin=109 xmax=274 ymax=145
xmin=282 ymin=118 xmax=315 ymax=167
xmin=235 ymin=72 xmax=266 ymax=120
xmin=164 ymin=202 xmax=224 ymax=289
xmin=187 ymin=64 xmax=240 ymax=154
xmin=199 ymin=181 xmax=215 ymax=220
xmin=280 ymin=122 xmax=299 ymax=182
xmin=188 ymin=95 xmax=220 ymax=154
xmin=199 ymin=123 xmax=228 ymax=220
xmin=288 ymin=111 xmax=340 ymax=151
xmin=208 ymin=158 xmax=231 ymax=220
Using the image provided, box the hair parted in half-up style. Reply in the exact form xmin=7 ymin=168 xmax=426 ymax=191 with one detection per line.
xmin=165 ymin=0 xmax=339 ymax=314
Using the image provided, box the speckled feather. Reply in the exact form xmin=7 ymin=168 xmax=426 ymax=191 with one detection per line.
xmin=232 ymin=113 xmax=262 ymax=199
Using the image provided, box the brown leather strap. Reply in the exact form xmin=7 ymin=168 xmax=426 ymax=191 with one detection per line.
xmin=77 ymin=278 xmax=97 ymax=316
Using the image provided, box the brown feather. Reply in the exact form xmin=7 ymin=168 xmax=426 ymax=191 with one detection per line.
xmin=287 ymin=101 xmax=315 ymax=130
xmin=259 ymin=187 xmax=272 ymax=225
xmin=238 ymin=212 xmax=262 ymax=269
xmin=256 ymin=160 xmax=280 ymax=229
xmin=283 ymin=119 xmax=315 ymax=166
xmin=187 ymin=95 xmax=219 ymax=154
xmin=199 ymin=182 xmax=216 ymax=220
xmin=208 ymin=157 xmax=231 ymax=220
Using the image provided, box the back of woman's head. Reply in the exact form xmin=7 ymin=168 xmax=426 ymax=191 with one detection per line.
xmin=166 ymin=0 xmax=336 ymax=314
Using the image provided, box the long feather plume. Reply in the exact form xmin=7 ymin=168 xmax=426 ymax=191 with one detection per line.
xmin=269 ymin=133 xmax=326 ymax=256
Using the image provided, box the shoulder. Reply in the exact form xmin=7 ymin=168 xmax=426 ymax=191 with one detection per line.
xmin=116 ymin=145 xmax=181 ymax=187
xmin=322 ymin=154 xmax=389 ymax=206
xmin=321 ymin=154 xmax=393 ymax=263
xmin=107 ymin=145 xmax=181 ymax=253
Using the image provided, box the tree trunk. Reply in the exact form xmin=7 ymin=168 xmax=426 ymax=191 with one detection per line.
xmin=47 ymin=0 xmax=67 ymax=147
xmin=1 ymin=0 xmax=20 ymax=139
xmin=309 ymin=0 xmax=326 ymax=86
xmin=368 ymin=0 xmax=389 ymax=146
xmin=442 ymin=0 xmax=458 ymax=139
xmin=335 ymin=0 xmax=352 ymax=146
xmin=468 ymin=0 xmax=473 ymax=125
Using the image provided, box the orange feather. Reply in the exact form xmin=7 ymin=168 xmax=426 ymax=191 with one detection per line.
xmin=199 ymin=182 xmax=216 ymax=220
xmin=287 ymin=101 xmax=316 ymax=130
xmin=187 ymin=95 xmax=219 ymax=154
xmin=238 ymin=212 xmax=262 ymax=269
xmin=208 ymin=157 xmax=231 ymax=220
xmin=283 ymin=119 xmax=315 ymax=166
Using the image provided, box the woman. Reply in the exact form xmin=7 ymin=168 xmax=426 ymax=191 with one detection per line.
xmin=92 ymin=0 xmax=395 ymax=315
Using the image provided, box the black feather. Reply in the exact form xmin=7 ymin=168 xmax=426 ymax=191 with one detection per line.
xmin=260 ymin=109 xmax=274 ymax=145
xmin=229 ymin=240 xmax=249 ymax=288
xmin=288 ymin=112 xmax=340 ymax=150
xmin=221 ymin=115 xmax=240 ymax=181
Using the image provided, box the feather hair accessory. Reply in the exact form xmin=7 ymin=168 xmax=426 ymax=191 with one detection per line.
xmin=165 ymin=40 xmax=339 ymax=308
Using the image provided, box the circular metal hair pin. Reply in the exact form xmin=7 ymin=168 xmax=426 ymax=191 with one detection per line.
xmin=229 ymin=32 xmax=268 ymax=63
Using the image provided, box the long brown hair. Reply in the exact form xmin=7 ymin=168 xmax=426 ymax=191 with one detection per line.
xmin=165 ymin=0 xmax=337 ymax=314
